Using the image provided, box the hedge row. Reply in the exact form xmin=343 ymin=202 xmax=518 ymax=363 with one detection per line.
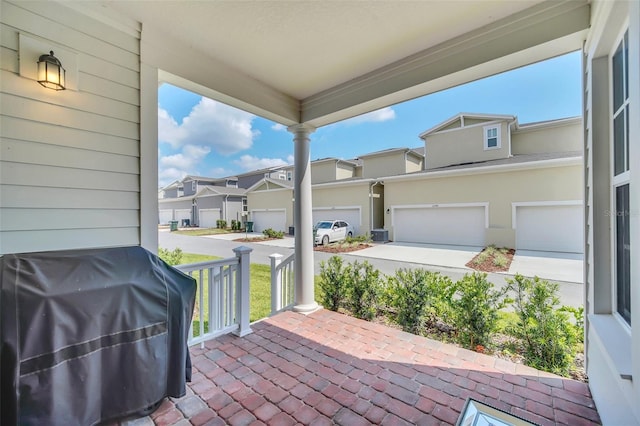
xmin=318 ymin=256 xmax=582 ymax=376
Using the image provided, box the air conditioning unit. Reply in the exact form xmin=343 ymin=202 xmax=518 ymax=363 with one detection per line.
xmin=371 ymin=229 xmax=388 ymax=242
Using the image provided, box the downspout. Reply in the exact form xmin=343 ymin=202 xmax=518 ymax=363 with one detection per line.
xmin=508 ymin=119 xmax=517 ymax=157
xmin=370 ymin=180 xmax=382 ymax=233
xmin=224 ymin=194 xmax=229 ymax=223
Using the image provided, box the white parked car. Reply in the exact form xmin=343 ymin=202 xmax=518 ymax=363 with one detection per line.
xmin=313 ymin=220 xmax=355 ymax=246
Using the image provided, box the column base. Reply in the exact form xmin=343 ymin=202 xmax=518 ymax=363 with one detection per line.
xmin=293 ymin=301 xmax=320 ymax=314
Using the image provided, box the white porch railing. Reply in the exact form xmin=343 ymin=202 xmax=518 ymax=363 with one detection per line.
xmin=177 ymin=246 xmax=252 ymax=347
xmin=270 ymin=252 xmax=295 ymax=314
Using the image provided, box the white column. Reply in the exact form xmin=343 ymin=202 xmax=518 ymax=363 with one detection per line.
xmin=233 ymin=245 xmax=253 ymax=337
xmin=288 ymin=124 xmax=318 ymax=313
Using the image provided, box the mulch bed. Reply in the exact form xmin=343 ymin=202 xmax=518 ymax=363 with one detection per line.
xmin=466 ymin=248 xmax=515 ymax=272
xmin=233 ymin=237 xmax=282 ymax=242
xmin=314 ymin=243 xmax=372 ymax=253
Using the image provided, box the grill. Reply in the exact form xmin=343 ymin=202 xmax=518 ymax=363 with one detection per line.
xmin=0 ymin=246 xmax=196 ymax=426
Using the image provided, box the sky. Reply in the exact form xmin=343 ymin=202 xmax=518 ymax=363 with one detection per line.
xmin=157 ymin=51 xmax=582 ymax=187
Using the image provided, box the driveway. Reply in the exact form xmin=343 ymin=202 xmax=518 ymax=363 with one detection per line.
xmin=348 ymin=242 xmax=482 ymax=270
xmin=351 ymin=242 xmax=583 ymax=284
xmin=508 ymin=250 xmax=584 ymax=283
xmin=158 ymin=231 xmax=584 ymax=307
xmin=178 ymin=231 xmax=584 ymax=283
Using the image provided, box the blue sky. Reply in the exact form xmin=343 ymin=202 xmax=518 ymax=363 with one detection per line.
xmin=158 ymin=51 xmax=582 ymax=186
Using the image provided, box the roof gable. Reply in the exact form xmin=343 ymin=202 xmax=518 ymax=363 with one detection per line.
xmin=419 ymin=113 xmax=516 ymax=138
xmin=246 ymin=177 xmax=293 ymax=193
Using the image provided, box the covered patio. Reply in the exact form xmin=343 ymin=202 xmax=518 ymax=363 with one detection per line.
xmin=115 ymin=310 xmax=599 ymax=426
xmin=3 ymin=0 xmax=639 ymax=423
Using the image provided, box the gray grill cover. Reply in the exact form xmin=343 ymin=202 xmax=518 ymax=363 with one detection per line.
xmin=0 ymin=246 xmax=196 ymax=426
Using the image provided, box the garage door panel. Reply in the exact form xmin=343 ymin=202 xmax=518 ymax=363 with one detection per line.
xmin=394 ymin=206 xmax=485 ymax=246
xmin=159 ymin=210 xmax=173 ymax=225
xmin=516 ymin=205 xmax=583 ymax=253
xmin=174 ymin=209 xmax=191 ymax=222
xmin=313 ymin=208 xmax=361 ymax=234
xmin=199 ymin=209 xmax=220 ymax=228
xmin=252 ymin=211 xmax=286 ymax=233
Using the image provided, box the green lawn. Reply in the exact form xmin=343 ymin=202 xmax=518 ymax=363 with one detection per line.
xmin=178 ymin=253 xmax=272 ymax=334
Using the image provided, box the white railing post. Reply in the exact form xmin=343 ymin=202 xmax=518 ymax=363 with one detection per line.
xmin=233 ymin=246 xmax=253 ymax=337
xmin=270 ymin=253 xmax=283 ymax=314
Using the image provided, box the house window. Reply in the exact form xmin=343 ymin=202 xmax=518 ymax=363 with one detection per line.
xmin=227 ymin=180 xmax=238 ymax=188
xmin=611 ymin=30 xmax=631 ymax=325
xmin=242 ymin=198 xmax=248 ymax=212
xmin=191 ymin=181 xmax=196 ymax=192
xmin=483 ymin=125 xmax=500 ymax=150
xmin=278 ymin=174 xmax=286 ymax=180
xmin=287 ymin=172 xmax=292 ymax=181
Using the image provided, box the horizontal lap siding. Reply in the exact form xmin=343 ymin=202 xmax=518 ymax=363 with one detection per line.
xmin=0 ymin=1 xmax=141 ymax=254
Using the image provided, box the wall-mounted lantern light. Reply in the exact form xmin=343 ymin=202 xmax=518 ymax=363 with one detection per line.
xmin=37 ymin=51 xmax=65 ymax=90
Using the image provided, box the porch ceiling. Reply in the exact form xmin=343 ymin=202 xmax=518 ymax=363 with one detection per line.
xmin=89 ymin=0 xmax=589 ymax=126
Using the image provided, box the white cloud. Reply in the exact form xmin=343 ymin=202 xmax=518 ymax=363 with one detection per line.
xmin=158 ymin=144 xmax=211 ymax=186
xmin=158 ymin=98 xmax=257 ymax=155
xmin=159 ymin=167 xmax=187 ymax=186
xmin=158 ymin=98 xmax=261 ymax=185
xmin=209 ymin=167 xmax=231 ymax=177
xmin=160 ymin=144 xmax=211 ymax=169
xmin=286 ymin=155 xmax=294 ymax=164
xmin=234 ymin=154 xmax=290 ymax=171
xmin=158 ymin=108 xmax=186 ymax=149
xmin=271 ymin=123 xmax=287 ymax=131
xmin=343 ymin=107 xmax=396 ymax=125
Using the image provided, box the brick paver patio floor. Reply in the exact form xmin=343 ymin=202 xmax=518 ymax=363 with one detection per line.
xmin=119 ymin=309 xmax=600 ymax=426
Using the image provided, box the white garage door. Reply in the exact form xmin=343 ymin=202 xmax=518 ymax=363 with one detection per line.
xmin=252 ymin=210 xmax=286 ymax=233
xmin=174 ymin=209 xmax=191 ymax=223
xmin=199 ymin=208 xmax=221 ymax=228
xmin=159 ymin=209 xmax=173 ymax=224
xmin=394 ymin=206 xmax=486 ymax=246
xmin=313 ymin=208 xmax=361 ymax=234
xmin=516 ymin=205 xmax=583 ymax=253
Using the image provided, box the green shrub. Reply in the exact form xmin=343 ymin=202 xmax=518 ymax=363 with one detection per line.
xmin=492 ymin=254 xmax=508 ymax=268
xmin=344 ymin=260 xmax=381 ymax=320
xmin=559 ymin=305 xmax=585 ymax=343
xmin=385 ymin=269 xmax=454 ymax=335
xmin=262 ymin=228 xmax=284 ymax=238
xmin=345 ymin=234 xmax=371 ymax=244
xmin=216 ymin=219 xmax=227 ymax=229
xmin=506 ymin=274 xmax=577 ymax=375
xmin=318 ymin=256 xmax=349 ymax=311
xmin=451 ymin=272 xmax=509 ymax=349
xmin=158 ymin=247 xmax=183 ymax=266
xmin=230 ymin=219 xmax=242 ymax=231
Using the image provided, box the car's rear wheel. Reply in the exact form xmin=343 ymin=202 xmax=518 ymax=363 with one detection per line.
xmin=322 ymin=235 xmax=329 ymax=246
xmin=347 ymin=232 xmax=353 ymax=238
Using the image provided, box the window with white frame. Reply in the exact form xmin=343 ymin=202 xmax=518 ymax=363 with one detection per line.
xmin=287 ymin=171 xmax=292 ymax=181
xmin=612 ymin=29 xmax=631 ymax=325
xmin=483 ymin=125 xmax=500 ymax=150
xmin=242 ymin=198 xmax=248 ymax=212
xmin=191 ymin=181 xmax=196 ymax=192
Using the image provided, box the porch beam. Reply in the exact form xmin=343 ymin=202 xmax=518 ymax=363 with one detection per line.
xmin=288 ymin=124 xmax=318 ymax=313
xmin=301 ymin=0 xmax=590 ymax=127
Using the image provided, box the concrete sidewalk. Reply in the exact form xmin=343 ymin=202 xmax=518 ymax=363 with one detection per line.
xmin=193 ymin=231 xmax=584 ymax=284
xmin=348 ymin=242 xmax=482 ymax=270
xmin=508 ymin=250 xmax=584 ymax=283
xmin=350 ymin=242 xmax=584 ymax=284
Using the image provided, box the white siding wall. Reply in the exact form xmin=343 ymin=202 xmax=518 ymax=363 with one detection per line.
xmin=0 ymin=1 xmax=141 ymax=254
